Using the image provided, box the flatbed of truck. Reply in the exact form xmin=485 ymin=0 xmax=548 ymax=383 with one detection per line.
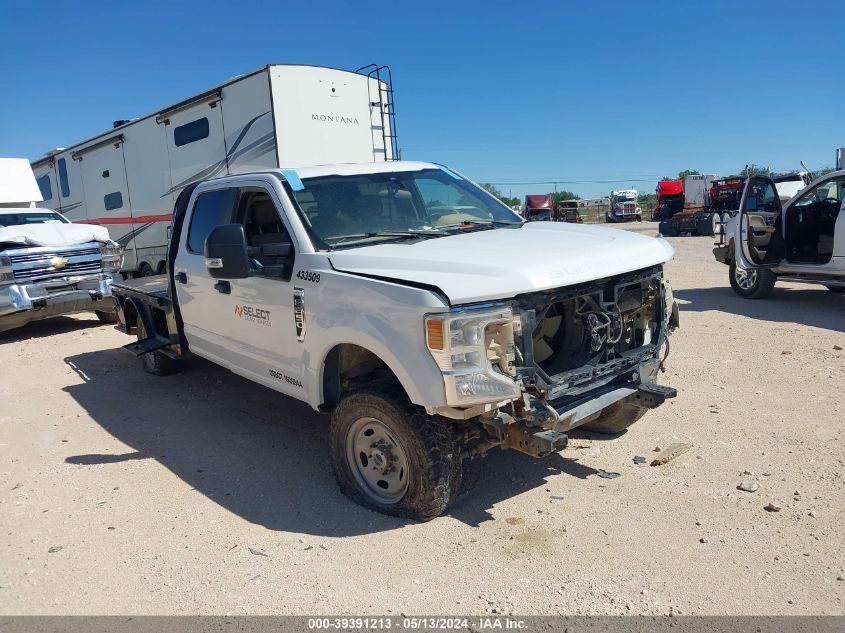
xmin=111 ymin=274 xmax=171 ymax=305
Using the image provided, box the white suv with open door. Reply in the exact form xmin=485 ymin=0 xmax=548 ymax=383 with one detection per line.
xmin=714 ymin=171 xmax=845 ymax=298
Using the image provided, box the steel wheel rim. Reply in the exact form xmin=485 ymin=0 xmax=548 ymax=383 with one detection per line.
xmin=345 ymin=416 xmax=410 ymax=504
xmin=734 ymin=266 xmax=757 ymax=290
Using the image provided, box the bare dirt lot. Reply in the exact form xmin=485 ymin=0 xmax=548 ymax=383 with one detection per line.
xmin=1 ymin=224 xmax=843 ymax=615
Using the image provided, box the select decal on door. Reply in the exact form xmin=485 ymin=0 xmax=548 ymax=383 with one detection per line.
xmin=234 ymin=304 xmax=272 ymax=326
xmin=293 ymin=287 xmax=306 ymax=341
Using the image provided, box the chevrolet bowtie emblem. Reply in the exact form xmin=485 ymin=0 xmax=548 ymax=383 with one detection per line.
xmin=51 ymin=257 xmax=68 ymax=268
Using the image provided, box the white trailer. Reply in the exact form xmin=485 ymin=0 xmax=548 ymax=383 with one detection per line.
xmin=30 ymin=64 xmax=398 ymax=276
xmin=682 ymin=174 xmax=718 ymax=210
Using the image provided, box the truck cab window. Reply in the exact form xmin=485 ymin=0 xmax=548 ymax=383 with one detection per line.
xmin=236 ymin=190 xmax=293 ymax=273
xmin=186 ymin=188 xmax=238 ymax=253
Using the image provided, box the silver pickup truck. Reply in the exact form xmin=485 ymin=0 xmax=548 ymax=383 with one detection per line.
xmin=0 ymin=208 xmax=121 ymax=334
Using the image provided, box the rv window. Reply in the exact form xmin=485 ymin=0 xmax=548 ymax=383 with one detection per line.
xmin=174 ymin=118 xmax=210 ymax=147
xmin=186 ymin=187 xmax=238 ymax=253
xmin=104 ymin=191 xmax=124 ymax=211
xmin=57 ymin=158 xmax=70 ymax=198
xmin=36 ymin=174 xmax=53 ymax=201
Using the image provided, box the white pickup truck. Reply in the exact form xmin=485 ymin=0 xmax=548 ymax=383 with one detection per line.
xmin=714 ymin=171 xmax=845 ymax=298
xmin=112 ymin=161 xmax=680 ymax=520
xmin=0 ymin=158 xmax=121 ymax=334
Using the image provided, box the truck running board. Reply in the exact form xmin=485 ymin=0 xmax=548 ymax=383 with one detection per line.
xmin=123 ymin=335 xmax=171 ymax=356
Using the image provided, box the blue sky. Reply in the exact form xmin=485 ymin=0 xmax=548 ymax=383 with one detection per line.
xmin=1 ymin=0 xmax=842 ymax=199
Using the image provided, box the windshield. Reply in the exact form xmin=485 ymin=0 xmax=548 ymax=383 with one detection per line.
xmin=0 ymin=211 xmax=69 ymax=227
xmin=293 ymin=168 xmax=522 ymax=248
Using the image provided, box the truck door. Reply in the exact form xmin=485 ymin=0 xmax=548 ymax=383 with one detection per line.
xmin=223 ymin=185 xmax=302 ymax=395
xmin=737 ymin=175 xmax=784 ymax=270
xmin=173 ymin=182 xmax=302 ymax=396
xmin=173 ymin=186 xmax=240 ymax=358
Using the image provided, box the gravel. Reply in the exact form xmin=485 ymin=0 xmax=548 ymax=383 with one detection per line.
xmin=1 ymin=224 xmax=843 ymax=616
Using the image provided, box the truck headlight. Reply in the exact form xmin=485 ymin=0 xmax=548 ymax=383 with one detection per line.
xmin=425 ymin=305 xmax=520 ymax=406
xmin=100 ymin=244 xmax=123 ymax=273
xmin=0 ymin=255 xmax=13 ymax=282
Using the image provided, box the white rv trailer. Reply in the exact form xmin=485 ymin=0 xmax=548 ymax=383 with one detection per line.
xmin=30 ymin=64 xmax=398 ymax=276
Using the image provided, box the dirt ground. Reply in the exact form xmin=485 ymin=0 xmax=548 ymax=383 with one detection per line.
xmin=1 ymin=224 xmax=843 ymax=616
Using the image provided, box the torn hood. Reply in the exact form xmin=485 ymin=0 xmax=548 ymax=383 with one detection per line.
xmin=328 ymin=222 xmax=674 ymax=304
xmin=0 ymin=219 xmax=111 ymax=248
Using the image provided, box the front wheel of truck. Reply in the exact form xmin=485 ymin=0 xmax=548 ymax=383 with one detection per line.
xmin=579 ymin=400 xmax=648 ymax=434
xmin=329 ymin=388 xmax=462 ymax=521
xmin=729 ymin=259 xmax=776 ymax=299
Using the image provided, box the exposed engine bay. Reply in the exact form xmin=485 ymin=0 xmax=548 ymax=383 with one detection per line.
xmin=457 ymin=265 xmax=677 ymax=460
xmin=513 ymin=265 xmax=671 ymax=402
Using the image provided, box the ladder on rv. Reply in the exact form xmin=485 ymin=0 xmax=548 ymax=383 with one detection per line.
xmin=356 ymin=64 xmax=400 ymax=162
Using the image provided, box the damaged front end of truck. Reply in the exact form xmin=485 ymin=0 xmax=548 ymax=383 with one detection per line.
xmin=428 ymin=265 xmax=680 ymax=460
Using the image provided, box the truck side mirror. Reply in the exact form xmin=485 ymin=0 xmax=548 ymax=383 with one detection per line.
xmin=205 ymin=224 xmax=251 ymax=279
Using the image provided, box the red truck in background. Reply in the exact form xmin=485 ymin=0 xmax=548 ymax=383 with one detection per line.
xmin=655 ymin=180 xmax=684 ymax=220
xmin=522 ymin=195 xmax=583 ymax=223
xmin=523 ymin=194 xmax=554 ymax=221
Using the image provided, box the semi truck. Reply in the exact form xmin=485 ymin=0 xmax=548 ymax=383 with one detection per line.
xmin=523 ymin=195 xmax=554 ymax=221
xmin=523 ymin=195 xmax=582 ymax=223
xmin=110 ymin=161 xmax=679 ymax=520
xmin=658 ymin=174 xmax=721 ymax=237
xmin=31 ymin=64 xmax=397 ymax=278
xmin=607 ymin=190 xmax=641 ymax=222
xmin=655 ymin=180 xmax=684 ymax=221
xmin=1 ymin=158 xmax=120 ymax=334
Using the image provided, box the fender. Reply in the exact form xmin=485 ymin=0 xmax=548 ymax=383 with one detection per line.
xmin=307 ymin=328 xmax=447 ymax=410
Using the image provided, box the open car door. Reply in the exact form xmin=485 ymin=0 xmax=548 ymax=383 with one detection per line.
xmin=737 ymin=175 xmax=784 ymax=270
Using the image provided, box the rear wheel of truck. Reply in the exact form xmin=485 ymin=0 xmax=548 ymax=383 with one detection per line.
xmin=579 ymin=400 xmax=647 ymax=434
xmin=696 ymin=213 xmax=718 ymax=236
xmin=138 ymin=263 xmax=154 ymax=278
xmin=329 ymin=387 xmax=462 ymax=521
xmin=94 ymin=310 xmax=118 ymax=324
xmin=729 ymin=259 xmax=776 ymax=299
xmin=137 ymin=318 xmax=179 ymax=376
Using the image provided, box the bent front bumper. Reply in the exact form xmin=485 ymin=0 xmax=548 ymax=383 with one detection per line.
xmin=0 ymin=274 xmax=115 ymax=334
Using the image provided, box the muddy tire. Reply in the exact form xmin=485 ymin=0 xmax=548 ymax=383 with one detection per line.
xmin=579 ymin=400 xmax=648 ymax=434
xmin=729 ymin=259 xmax=776 ymax=299
xmin=137 ymin=318 xmax=179 ymax=376
xmin=94 ymin=310 xmax=118 ymax=324
xmin=329 ymin=387 xmax=462 ymax=521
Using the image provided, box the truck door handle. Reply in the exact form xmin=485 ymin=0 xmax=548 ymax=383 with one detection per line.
xmin=174 ymin=272 xmax=187 ymax=284
xmin=214 ymin=280 xmax=231 ymax=294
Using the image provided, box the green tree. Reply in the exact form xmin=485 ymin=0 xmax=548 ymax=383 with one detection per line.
xmin=740 ymin=165 xmax=770 ymax=178
xmin=812 ymin=166 xmax=834 ymax=179
xmin=550 ymin=190 xmax=580 ymax=203
xmin=677 ymin=169 xmax=701 ymax=180
xmin=480 ymin=183 xmax=520 ymax=207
